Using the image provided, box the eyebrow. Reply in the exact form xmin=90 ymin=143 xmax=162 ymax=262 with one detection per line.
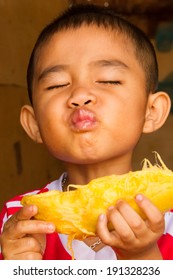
xmin=38 ymin=59 xmax=128 ymax=81
xmin=91 ymin=59 xmax=129 ymax=69
xmin=38 ymin=65 xmax=68 ymax=81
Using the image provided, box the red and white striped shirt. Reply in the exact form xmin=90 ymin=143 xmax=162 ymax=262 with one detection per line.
xmin=0 ymin=173 xmax=173 ymax=260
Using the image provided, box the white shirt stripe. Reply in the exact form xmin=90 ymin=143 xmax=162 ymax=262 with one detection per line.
xmin=164 ymin=211 xmax=173 ymax=236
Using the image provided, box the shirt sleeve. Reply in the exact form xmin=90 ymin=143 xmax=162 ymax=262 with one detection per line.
xmin=0 ymin=204 xmax=9 ymax=260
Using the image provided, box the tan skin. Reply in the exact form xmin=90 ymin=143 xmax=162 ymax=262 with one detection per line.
xmin=0 ymin=24 xmax=171 ymax=260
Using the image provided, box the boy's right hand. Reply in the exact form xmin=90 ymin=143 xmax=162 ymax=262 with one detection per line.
xmin=0 ymin=205 xmax=55 ymax=260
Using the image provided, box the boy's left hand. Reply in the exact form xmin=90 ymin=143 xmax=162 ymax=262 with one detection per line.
xmin=96 ymin=194 xmax=164 ymax=260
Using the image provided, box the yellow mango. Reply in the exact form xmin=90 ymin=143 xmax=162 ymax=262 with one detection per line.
xmin=21 ymin=153 xmax=173 ymax=241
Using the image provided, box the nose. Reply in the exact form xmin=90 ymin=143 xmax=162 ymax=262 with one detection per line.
xmin=67 ymin=87 xmax=97 ymax=108
xmin=71 ymin=99 xmax=92 ymax=107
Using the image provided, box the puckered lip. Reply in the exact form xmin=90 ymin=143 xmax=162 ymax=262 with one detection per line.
xmin=69 ymin=108 xmax=98 ymax=132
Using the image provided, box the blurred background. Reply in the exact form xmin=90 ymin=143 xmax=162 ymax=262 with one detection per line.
xmin=0 ymin=0 xmax=173 ymax=210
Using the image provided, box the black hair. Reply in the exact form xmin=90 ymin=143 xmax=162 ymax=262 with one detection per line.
xmin=27 ymin=4 xmax=158 ymax=104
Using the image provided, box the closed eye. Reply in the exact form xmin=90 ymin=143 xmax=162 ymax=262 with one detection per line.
xmin=97 ymin=81 xmax=121 ymax=85
xmin=46 ymin=83 xmax=70 ymax=90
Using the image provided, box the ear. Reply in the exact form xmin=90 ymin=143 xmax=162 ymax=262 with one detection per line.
xmin=143 ymin=91 xmax=171 ymax=133
xmin=20 ymin=105 xmax=43 ymax=143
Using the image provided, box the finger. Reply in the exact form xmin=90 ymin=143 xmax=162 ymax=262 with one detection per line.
xmin=8 ymin=252 xmax=43 ymax=260
xmin=3 ymin=236 xmax=44 ymax=259
xmin=115 ymin=200 xmax=147 ymax=238
xmin=107 ymin=204 xmax=137 ymax=243
xmin=96 ymin=213 xmax=120 ymax=246
xmin=4 ymin=205 xmax=38 ymax=230
xmin=135 ymin=194 xmax=164 ymax=232
xmin=4 ymin=219 xmax=55 ymax=239
xmin=16 ymin=205 xmax=38 ymax=219
xmin=32 ymin=233 xmax=46 ymax=254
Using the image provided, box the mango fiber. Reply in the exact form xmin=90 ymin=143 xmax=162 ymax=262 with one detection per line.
xmin=21 ymin=153 xmax=173 ymax=240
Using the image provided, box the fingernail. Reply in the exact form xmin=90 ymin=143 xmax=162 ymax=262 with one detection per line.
xmin=28 ymin=205 xmax=37 ymax=212
xmin=47 ymin=224 xmax=55 ymax=232
xmin=107 ymin=206 xmax=114 ymax=211
xmin=136 ymin=194 xmax=143 ymax=201
xmin=99 ymin=214 xmax=105 ymax=221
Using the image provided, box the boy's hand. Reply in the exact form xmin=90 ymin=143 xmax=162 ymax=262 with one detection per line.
xmin=97 ymin=194 xmax=164 ymax=260
xmin=0 ymin=205 xmax=55 ymax=260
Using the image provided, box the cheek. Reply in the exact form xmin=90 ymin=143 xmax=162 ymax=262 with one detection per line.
xmin=103 ymin=99 xmax=146 ymax=140
xmin=35 ymin=100 xmax=65 ymax=143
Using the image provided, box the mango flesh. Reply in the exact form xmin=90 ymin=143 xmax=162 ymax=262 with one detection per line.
xmin=21 ymin=153 xmax=173 ymax=240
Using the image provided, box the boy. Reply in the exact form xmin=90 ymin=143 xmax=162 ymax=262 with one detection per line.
xmin=0 ymin=4 xmax=172 ymax=260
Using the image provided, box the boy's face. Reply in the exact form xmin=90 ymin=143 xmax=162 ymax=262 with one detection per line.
xmin=31 ymin=24 xmax=148 ymax=166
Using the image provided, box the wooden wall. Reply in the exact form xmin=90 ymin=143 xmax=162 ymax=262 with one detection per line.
xmin=0 ymin=0 xmax=69 ymax=210
xmin=0 ymin=0 xmax=173 ymax=210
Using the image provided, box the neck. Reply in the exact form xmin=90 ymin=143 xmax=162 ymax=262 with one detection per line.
xmin=63 ymin=155 xmax=132 ymax=187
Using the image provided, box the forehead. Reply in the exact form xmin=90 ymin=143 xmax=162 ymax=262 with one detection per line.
xmin=38 ymin=24 xmax=134 ymax=54
xmin=34 ymin=24 xmax=142 ymax=77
